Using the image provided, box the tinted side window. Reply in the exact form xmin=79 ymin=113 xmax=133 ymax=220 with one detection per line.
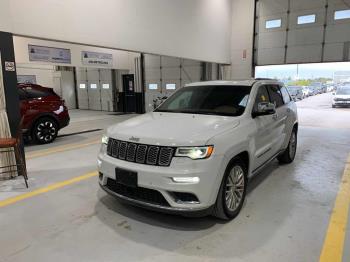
xmin=18 ymin=89 xmax=27 ymax=100
xmin=25 ymin=89 xmax=50 ymax=99
xmin=267 ymin=85 xmax=284 ymax=108
xmin=280 ymin=86 xmax=291 ymax=104
xmin=253 ymin=85 xmax=270 ymax=111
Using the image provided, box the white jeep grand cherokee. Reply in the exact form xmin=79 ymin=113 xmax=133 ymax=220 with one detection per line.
xmin=98 ymin=80 xmax=298 ymax=220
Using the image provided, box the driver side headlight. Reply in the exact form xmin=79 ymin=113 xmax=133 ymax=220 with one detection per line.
xmin=175 ymin=146 xmax=214 ymax=160
xmin=101 ymin=135 xmax=109 ymax=145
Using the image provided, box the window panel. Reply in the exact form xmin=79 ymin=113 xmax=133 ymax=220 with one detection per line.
xmin=334 ymin=9 xmax=350 ymax=20
xmin=297 ymin=14 xmax=316 ymax=25
xmin=266 ymin=19 xmax=282 ymax=29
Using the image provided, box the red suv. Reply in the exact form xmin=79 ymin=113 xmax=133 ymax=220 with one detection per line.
xmin=18 ymin=83 xmax=70 ymax=144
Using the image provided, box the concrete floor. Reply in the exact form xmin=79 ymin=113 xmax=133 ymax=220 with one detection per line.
xmin=0 ymin=93 xmax=349 ymax=262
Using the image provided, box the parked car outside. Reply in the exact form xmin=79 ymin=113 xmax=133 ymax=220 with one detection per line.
xmin=18 ymin=83 xmax=70 ymax=144
xmin=301 ymin=86 xmax=311 ymax=98
xmin=287 ymin=86 xmax=303 ymax=100
xmin=98 ymin=80 xmax=298 ymax=220
xmin=332 ymin=85 xmax=350 ymax=108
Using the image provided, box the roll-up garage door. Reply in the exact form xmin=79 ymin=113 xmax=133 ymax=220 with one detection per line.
xmin=76 ymin=68 xmax=115 ymax=111
xmin=255 ymin=0 xmax=350 ymax=65
xmin=144 ymin=54 xmax=204 ymax=112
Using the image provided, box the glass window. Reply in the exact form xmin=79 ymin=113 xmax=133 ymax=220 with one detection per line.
xmin=280 ymin=86 xmax=291 ymax=104
xmin=267 ymin=85 xmax=284 ymax=108
xmin=266 ymin=19 xmax=282 ymax=29
xmin=79 ymin=84 xmax=86 ymax=89
xmin=253 ymin=85 xmax=270 ymax=112
xmin=334 ymin=9 xmax=350 ymax=20
xmin=102 ymin=84 xmax=110 ymax=89
xmin=149 ymin=83 xmax=158 ymax=90
xmin=166 ymin=83 xmax=176 ymax=90
xmin=25 ymin=89 xmax=50 ymax=99
xmin=297 ymin=14 xmax=316 ymax=24
xmin=90 ymin=84 xmax=97 ymax=89
xmin=156 ymin=85 xmax=252 ymax=117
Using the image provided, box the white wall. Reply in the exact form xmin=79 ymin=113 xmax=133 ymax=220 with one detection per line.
xmin=16 ymin=64 xmax=55 ymax=87
xmin=1 ymin=0 xmax=232 ymax=64
xmin=227 ymin=0 xmax=255 ymax=79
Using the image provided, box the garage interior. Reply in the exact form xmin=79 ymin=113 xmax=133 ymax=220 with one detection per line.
xmin=0 ymin=0 xmax=350 ymax=261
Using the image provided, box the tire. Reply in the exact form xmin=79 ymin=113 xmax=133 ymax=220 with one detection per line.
xmin=212 ymin=158 xmax=247 ymax=220
xmin=277 ymin=128 xmax=297 ymax=164
xmin=32 ymin=117 xmax=58 ymax=144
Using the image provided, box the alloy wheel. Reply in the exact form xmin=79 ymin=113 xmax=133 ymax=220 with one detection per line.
xmin=225 ymin=165 xmax=245 ymax=212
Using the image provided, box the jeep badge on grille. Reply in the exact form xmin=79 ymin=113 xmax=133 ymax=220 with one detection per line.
xmin=129 ymin=136 xmax=140 ymax=142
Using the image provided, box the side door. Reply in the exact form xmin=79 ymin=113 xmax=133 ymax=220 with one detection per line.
xmin=266 ymin=85 xmax=288 ymax=155
xmin=252 ymin=85 xmax=277 ymax=170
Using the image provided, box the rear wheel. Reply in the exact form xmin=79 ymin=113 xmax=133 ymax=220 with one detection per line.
xmin=212 ymin=158 xmax=247 ymax=220
xmin=277 ymin=128 xmax=297 ymax=164
xmin=32 ymin=117 xmax=58 ymax=144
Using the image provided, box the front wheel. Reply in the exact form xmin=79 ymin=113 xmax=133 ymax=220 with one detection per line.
xmin=212 ymin=158 xmax=247 ymax=220
xmin=277 ymin=128 xmax=297 ymax=164
xmin=32 ymin=117 xmax=58 ymax=144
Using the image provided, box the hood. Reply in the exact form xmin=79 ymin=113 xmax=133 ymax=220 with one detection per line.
xmin=334 ymin=94 xmax=350 ymax=100
xmin=107 ymin=112 xmax=240 ymax=146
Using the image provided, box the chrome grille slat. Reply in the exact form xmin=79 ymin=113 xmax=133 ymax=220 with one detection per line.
xmin=146 ymin=146 xmax=159 ymax=165
xmin=118 ymin=141 xmax=127 ymax=159
xmin=136 ymin=145 xmax=147 ymax=163
xmin=126 ymin=143 xmax=137 ymax=161
xmin=107 ymin=138 xmax=174 ymax=167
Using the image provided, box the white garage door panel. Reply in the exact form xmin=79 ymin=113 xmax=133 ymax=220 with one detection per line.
xmin=87 ymin=69 xmax=101 ymax=111
xmin=145 ymin=69 xmax=161 ymax=81
xmin=257 ymin=48 xmax=285 ymax=65
xmin=289 ymin=10 xmax=325 ymax=29
xmin=259 ymin=0 xmax=288 ymax=17
xmin=259 ymin=14 xmax=288 ymax=33
xmin=325 ymin=24 xmax=350 ymax=43
xmin=182 ymin=66 xmax=202 ymax=82
xmin=145 ymin=55 xmax=160 ymax=68
xmin=100 ymin=69 xmax=113 ymax=111
xmin=258 ymin=31 xmax=287 ymax=49
xmin=161 ymin=57 xmax=181 ymax=67
xmin=290 ymin=0 xmax=326 ymax=11
xmin=287 ymin=45 xmax=322 ymax=63
xmin=76 ymin=68 xmax=89 ymax=110
xmin=162 ymin=67 xmax=181 ymax=80
xmin=323 ymin=43 xmax=346 ymax=61
xmin=287 ymin=27 xmax=324 ymax=46
xmin=182 ymin=59 xmax=201 ymax=67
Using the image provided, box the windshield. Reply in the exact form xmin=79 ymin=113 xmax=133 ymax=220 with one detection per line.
xmin=155 ymin=85 xmax=251 ymax=117
xmin=336 ymin=87 xmax=350 ymax=95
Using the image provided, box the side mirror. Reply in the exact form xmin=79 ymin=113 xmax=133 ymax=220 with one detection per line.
xmin=252 ymin=102 xmax=276 ymax=118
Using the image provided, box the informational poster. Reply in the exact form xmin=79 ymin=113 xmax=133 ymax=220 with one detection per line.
xmin=28 ymin=45 xmax=71 ymax=64
xmin=81 ymin=51 xmax=113 ymax=67
xmin=17 ymin=75 xmax=37 ymax=84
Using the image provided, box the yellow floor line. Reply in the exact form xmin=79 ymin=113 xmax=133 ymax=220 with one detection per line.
xmin=26 ymin=139 xmax=100 ymax=159
xmin=320 ymin=154 xmax=350 ymax=262
xmin=0 ymin=171 xmax=98 ymax=208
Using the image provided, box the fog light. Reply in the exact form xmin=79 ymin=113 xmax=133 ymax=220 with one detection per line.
xmin=97 ymin=159 xmax=102 ymax=168
xmin=172 ymin=177 xmax=200 ymax=183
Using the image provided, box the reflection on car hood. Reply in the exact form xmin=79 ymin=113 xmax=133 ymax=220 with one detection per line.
xmin=107 ymin=112 xmax=240 ymax=146
xmin=334 ymin=94 xmax=350 ymax=99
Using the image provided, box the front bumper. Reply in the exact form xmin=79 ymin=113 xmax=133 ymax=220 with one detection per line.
xmin=98 ymin=145 xmax=225 ymax=214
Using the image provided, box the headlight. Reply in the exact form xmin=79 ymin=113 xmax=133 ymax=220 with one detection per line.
xmin=101 ymin=135 xmax=109 ymax=145
xmin=175 ymin=146 xmax=214 ymax=160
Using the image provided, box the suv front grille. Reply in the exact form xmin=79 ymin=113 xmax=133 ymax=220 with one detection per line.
xmin=107 ymin=138 xmax=175 ymax=167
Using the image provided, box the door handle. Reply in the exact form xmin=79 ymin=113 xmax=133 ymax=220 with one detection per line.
xmin=272 ymin=114 xmax=278 ymax=120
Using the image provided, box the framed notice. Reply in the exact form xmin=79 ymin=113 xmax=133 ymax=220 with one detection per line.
xmin=28 ymin=45 xmax=71 ymax=64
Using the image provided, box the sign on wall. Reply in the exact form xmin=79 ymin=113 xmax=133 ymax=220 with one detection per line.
xmin=17 ymin=75 xmax=37 ymax=84
xmin=28 ymin=45 xmax=71 ymax=64
xmin=81 ymin=51 xmax=113 ymax=67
